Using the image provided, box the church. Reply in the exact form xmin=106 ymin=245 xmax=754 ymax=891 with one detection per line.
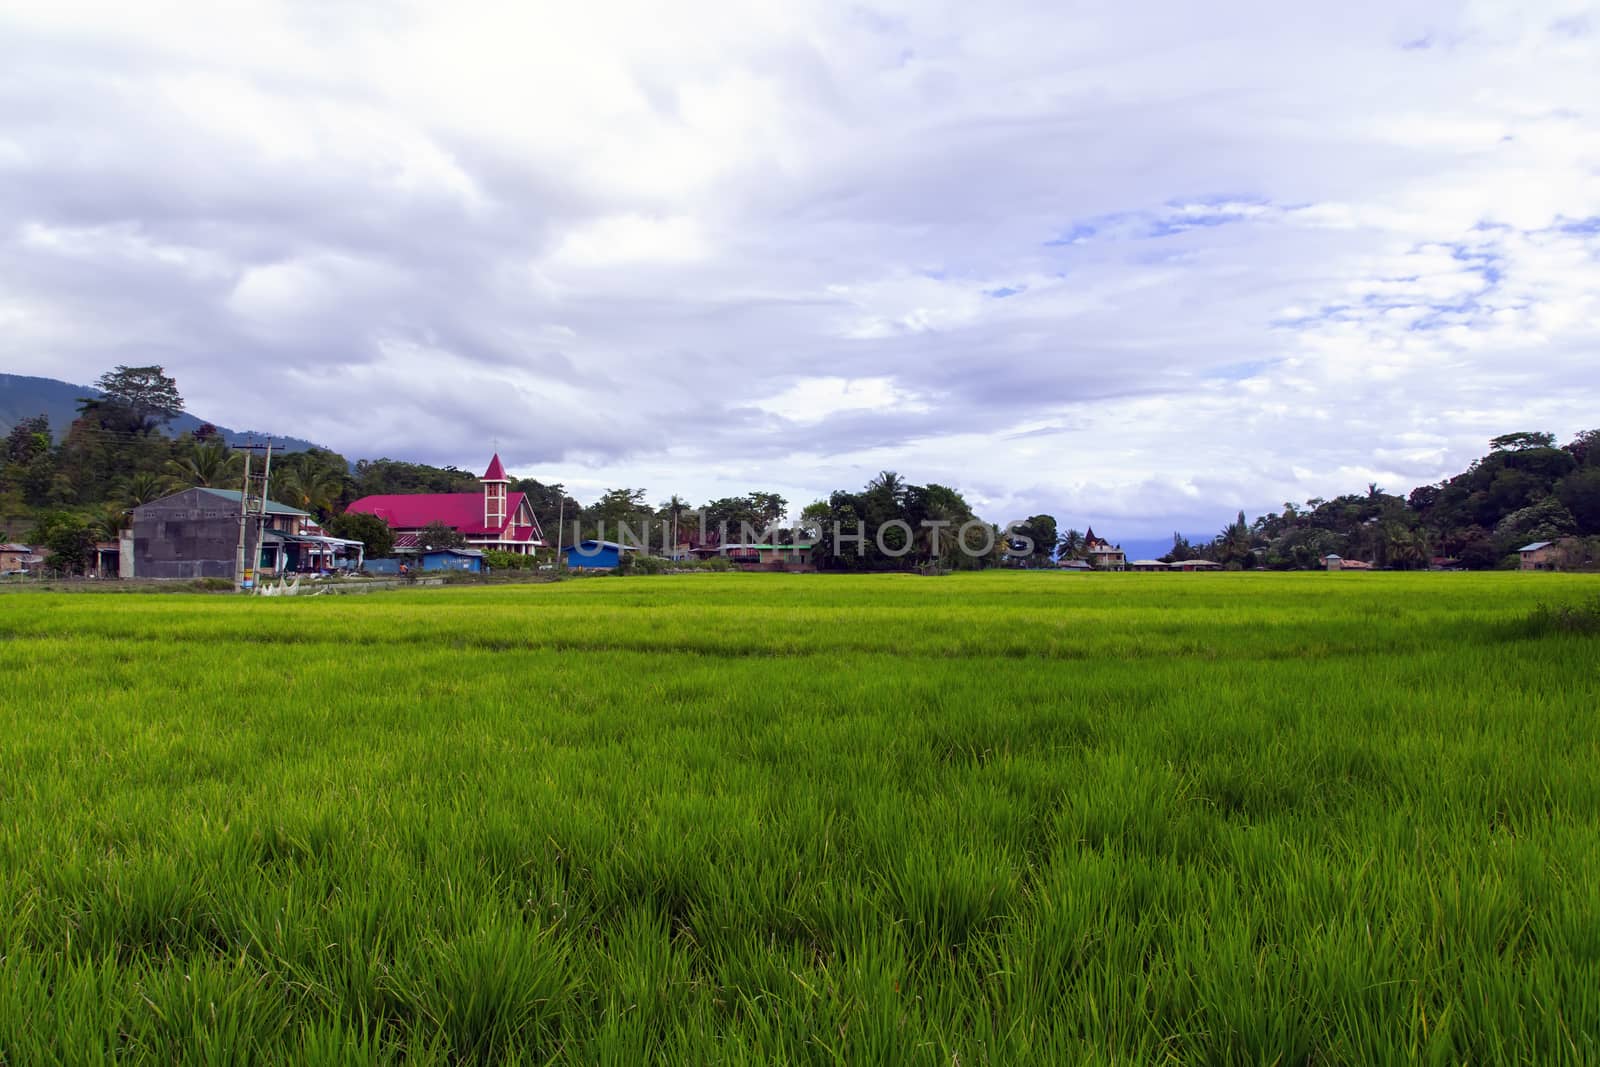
xmin=345 ymin=454 xmax=545 ymax=555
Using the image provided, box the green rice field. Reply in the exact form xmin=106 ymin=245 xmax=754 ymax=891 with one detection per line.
xmin=2 ymin=571 xmax=1599 ymax=1064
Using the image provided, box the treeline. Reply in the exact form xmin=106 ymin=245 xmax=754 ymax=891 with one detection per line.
xmin=6 ymin=366 xmax=1596 ymax=573
xmin=1153 ymin=430 xmax=1600 ymax=569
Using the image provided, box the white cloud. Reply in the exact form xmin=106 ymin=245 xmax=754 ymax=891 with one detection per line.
xmin=2 ymin=0 xmax=1599 ymax=536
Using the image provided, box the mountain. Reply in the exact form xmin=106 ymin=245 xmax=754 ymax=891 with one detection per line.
xmin=0 ymin=373 xmax=320 ymax=452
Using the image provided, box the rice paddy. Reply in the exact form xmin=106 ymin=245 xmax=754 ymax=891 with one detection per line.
xmin=2 ymin=571 xmax=1598 ymax=1064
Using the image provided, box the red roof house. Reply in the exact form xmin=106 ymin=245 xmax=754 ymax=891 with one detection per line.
xmin=345 ymin=454 xmax=545 ymax=554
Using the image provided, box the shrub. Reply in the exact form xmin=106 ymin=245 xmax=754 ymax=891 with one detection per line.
xmin=1515 ymin=597 xmax=1600 ymax=637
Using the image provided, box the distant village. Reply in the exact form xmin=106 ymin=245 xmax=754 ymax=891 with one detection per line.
xmin=2 ymin=449 xmax=1588 ymax=585
xmin=2 ymin=368 xmax=1597 ymax=584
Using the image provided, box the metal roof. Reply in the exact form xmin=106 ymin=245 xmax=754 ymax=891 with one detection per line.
xmin=196 ymin=487 xmax=308 ymax=516
xmin=1518 ymin=541 xmax=1553 ymax=552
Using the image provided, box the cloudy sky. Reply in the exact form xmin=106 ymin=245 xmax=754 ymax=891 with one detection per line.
xmin=3 ymin=1 xmax=1598 ymax=537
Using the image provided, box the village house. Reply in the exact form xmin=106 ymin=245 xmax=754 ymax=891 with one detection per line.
xmin=1518 ymin=539 xmax=1585 ymax=571
xmin=129 ymin=487 xmax=363 ymax=579
xmin=1128 ymin=559 xmax=1168 ymax=572
xmin=1083 ymin=527 xmax=1126 ymax=571
xmin=1169 ymin=559 xmax=1223 ymax=571
xmin=1 ymin=542 xmax=40 ymax=574
xmin=691 ymin=542 xmax=817 ymax=571
xmin=346 ymin=454 xmax=544 ymax=556
xmin=1323 ymin=554 xmax=1373 ymax=571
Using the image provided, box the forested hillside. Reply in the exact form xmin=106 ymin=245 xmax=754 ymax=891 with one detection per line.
xmin=0 ymin=373 xmax=319 ymax=452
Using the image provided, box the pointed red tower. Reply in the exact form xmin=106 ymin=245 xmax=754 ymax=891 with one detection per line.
xmin=481 ymin=453 xmax=509 ymax=530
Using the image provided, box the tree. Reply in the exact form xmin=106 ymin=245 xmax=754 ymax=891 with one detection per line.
xmin=123 ymin=471 xmax=170 ymax=508
xmin=1557 ymin=467 xmax=1600 ymax=534
xmin=662 ymin=494 xmax=690 ymax=553
xmin=1490 ymin=431 xmax=1556 ymax=452
xmin=416 ymin=521 xmax=464 ymax=550
xmin=1494 ymin=497 xmax=1576 ymax=554
xmin=93 ymin=365 xmax=184 ymax=432
xmin=586 ymin=488 xmax=652 ymax=544
xmin=1565 ymin=428 xmax=1600 ymax=467
xmin=91 ymin=503 xmax=128 ymax=543
xmin=328 ymin=511 xmax=396 ymax=559
xmin=1012 ymin=514 xmax=1058 ymax=566
xmin=1162 ymin=532 xmax=1197 ymax=563
xmin=1216 ymin=510 xmax=1254 ymax=567
xmin=271 ymin=457 xmax=345 ymax=519
xmin=1057 ymin=528 xmax=1084 ymax=560
xmin=165 ymin=440 xmax=240 ymax=488
xmin=29 ymin=513 xmax=95 ymax=576
xmin=4 ymin=414 xmax=51 ymax=464
xmin=867 ymin=470 xmax=906 ymax=505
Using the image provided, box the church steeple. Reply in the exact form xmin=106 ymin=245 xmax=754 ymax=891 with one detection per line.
xmin=481 ymin=453 xmax=509 ymax=528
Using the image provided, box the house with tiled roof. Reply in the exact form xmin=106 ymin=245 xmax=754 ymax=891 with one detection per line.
xmin=1082 ymin=527 xmax=1126 ymax=571
xmin=345 ymin=454 xmax=545 ymax=556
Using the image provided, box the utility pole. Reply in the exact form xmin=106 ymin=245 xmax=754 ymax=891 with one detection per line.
xmin=234 ymin=446 xmax=253 ymax=591
xmin=249 ymin=439 xmax=273 ymax=586
xmin=554 ymin=496 xmax=565 ymax=571
xmin=235 ymin=439 xmax=273 ymax=591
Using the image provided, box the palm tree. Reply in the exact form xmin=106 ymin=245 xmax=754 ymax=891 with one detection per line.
xmin=664 ymin=495 xmax=689 ymax=557
xmin=124 ymin=471 xmax=170 ymax=507
xmin=91 ymin=503 xmax=128 ymax=542
xmin=165 ymin=440 xmax=240 ymax=488
xmin=1057 ymin=528 xmax=1084 ymax=560
xmin=868 ymin=470 xmax=906 ymax=504
xmin=1219 ymin=510 xmax=1253 ymax=566
xmin=272 ymin=459 xmax=344 ymax=519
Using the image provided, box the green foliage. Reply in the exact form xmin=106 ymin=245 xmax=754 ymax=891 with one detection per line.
xmin=270 ymin=448 xmax=351 ymax=518
xmin=480 ymin=549 xmax=539 ymax=571
xmin=164 ymin=439 xmax=241 ymax=488
xmin=93 ymin=364 xmax=184 ymax=432
xmin=0 ymin=574 xmax=1597 ymax=1061
xmin=1490 ymin=430 xmax=1557 ymax=452
xmin=28 ymin=511 xmax=95 ymax=575
xmin=1013 ymin=514 xmax=1058 ymax=566
xmin=809 ymin=474 xmax=986 ymax=571
xmin=416 ymin=521 xmax=465 ymax=551
xmin=1494 ymin=497 xmax=1577 ymax=554
xmin=1557 ymin=466 xmax=1600 ymax=534
xmin=327 ymin=511 xmax=395 ymax=559
xmin=352 ymin=458 xmax=477 ymax=497
xmin=1517 ymin=596 xmax=1600 ymax=636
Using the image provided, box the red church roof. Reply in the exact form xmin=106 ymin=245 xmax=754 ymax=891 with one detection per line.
xmin=482 ymin=453 xmax=507 ymax=481
xmin=346 ymin=491 xmax=538 ymax=539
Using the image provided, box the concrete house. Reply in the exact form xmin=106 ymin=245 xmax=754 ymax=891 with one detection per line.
xmin=130 ymin=488 xmax=307 ymax=579
xmin=129 ymin=487 xmax=363 ymax=579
